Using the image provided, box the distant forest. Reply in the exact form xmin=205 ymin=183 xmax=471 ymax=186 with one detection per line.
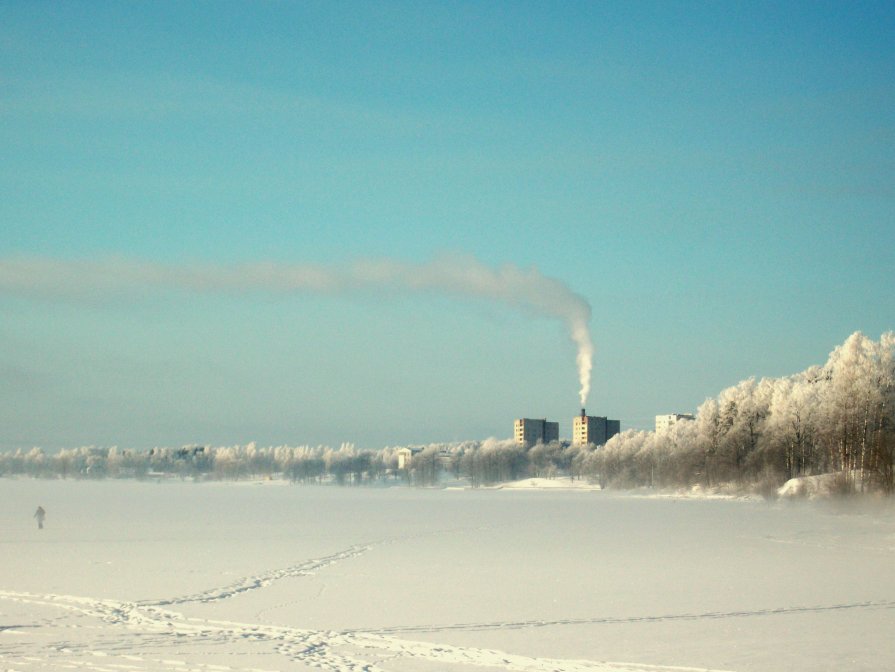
xmin=2 ymin=332 xmax=893 ymax=497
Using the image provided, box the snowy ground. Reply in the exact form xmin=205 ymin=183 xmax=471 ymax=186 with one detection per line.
xmin=1 ymin=479 xmax=894 ymax=671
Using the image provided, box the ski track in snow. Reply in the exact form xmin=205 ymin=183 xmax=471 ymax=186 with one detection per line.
xmin=9 ymin=539 xmax=888 ymax=672
xmin=361 ymin=598 xmax=895 ymax=635
xmin=145 ymin=544 xmax=373 ymax=608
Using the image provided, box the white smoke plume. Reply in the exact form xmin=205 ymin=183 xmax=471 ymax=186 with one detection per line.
xmin=0 ymin=255 xmax=594 ymax=405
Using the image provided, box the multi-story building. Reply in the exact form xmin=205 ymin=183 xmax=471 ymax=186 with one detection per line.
xmin=514 ymin=418 xmax=560 ymax=446
xmin=395 ymin=447 xmax=419 ymax=470
xmin=572 ymin=409 xmax=620 ymax=447
xmin=655 ymin=413 xmax=695 ymax=434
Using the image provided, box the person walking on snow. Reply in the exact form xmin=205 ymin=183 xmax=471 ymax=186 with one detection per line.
xmin=34 ymin=505 xmax=46 ymax=530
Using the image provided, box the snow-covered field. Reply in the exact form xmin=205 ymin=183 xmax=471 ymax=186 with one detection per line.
xmin=1 ymin=479 xmax=894 ymax=672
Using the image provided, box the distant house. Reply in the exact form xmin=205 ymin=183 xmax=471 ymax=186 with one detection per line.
xmin=437 ymin=448 xmax=454 ymax=469
xmin=655 ymin=413 xmax=695 ymax=434
xmin=396 ymin=446 xmax=454 ymax=471
xmin=396 ymin=447 xmax=422 ymax=470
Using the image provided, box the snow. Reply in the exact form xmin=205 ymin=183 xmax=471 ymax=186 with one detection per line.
xmin=488 ymin=477 xmax=600 ymax=490
xmin=1 ymin=479 xmax=894 ymax=671
xmin=776 ymin=473 xmax=866 ymax=500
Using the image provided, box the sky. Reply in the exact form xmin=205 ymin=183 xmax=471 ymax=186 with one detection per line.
xmin=1 ymin=1 xmax=893 ymax=450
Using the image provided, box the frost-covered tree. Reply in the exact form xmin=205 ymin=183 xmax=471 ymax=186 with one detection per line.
xmin=817 ymin=332 xmax=894 ymax=492
xmin=408 ymin=446 xmax=440 ymax=486
xmin=579 ymin=332 xmax=894 ymax=495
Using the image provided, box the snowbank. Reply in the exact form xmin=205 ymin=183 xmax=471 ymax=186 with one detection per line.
xmin=491 ymin=477 xmax=601 ymax=491
xmin=777 ymin=472 xmax=858 ymax=499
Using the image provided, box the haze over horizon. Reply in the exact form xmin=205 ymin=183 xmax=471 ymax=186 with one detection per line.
xmin=2 ymin=2 xmax=893 ymax=450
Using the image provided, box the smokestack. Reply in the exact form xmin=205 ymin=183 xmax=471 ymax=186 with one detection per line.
xmin=581 ymin=408 xmax=586 ymax=418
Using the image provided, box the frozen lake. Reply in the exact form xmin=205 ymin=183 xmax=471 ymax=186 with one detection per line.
xmin=1 ymin=479 xmax=893 ymax=671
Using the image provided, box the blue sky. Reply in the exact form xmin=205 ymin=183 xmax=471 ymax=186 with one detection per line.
xmin=1 ymin=1 xmax=893 ymax=449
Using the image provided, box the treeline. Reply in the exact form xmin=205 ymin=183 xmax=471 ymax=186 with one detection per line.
xmin=586 ymin=332 xmax=894 ymax=495
xmin=2 ymin=332 xmax=892 ymax=496
xmin=0 ymin=442 xmax=394 ymax=483
xmin=406 ymin=439 xmax=587 ymax=487
xmin=0 ymin=438 xmax=590 ymax=487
